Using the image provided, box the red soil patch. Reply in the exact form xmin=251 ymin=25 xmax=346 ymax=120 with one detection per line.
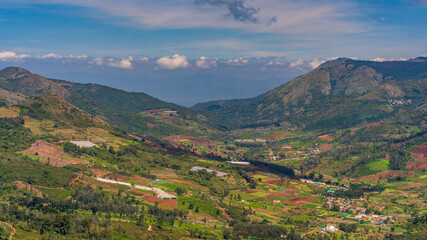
xmin=265 ymin=179 xmax=281 ymax=185
xmin=90 ymin=169 xmax=111 ymax=177
xmin=406 ymin=162 xmax=427 ymax=170
xmin=360 ymin=121 xmax=381 ymax=128
xmin=413 ymin=145 xmax=427 ymax=163
xmin=23 ymin=140 xmax=63 ymax=158
xmin=23 ymin=140 xmax=84 ymax=167
xmin=268 ymin=133 xmax=282 ymax=139
xmin=268 ymin=132 xmax=289 ymax=139
xmin=159 ymin=199 xmax=178 ymax=207
xmin=142 ymin=195 xmax=177 ymax=207
xmin=291 ymin=209 xmax=310 ymax=214
xmin=285 ymin=185 xmax=298 ymax=191
xmin=318 ymin=135 xmax=334 ymax=141
xmin=144 ymin=195 xmax=161 ymax=203
xmin=320 ymin=144 xmax=333 ymax=151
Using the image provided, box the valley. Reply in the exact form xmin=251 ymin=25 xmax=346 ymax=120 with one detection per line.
xmin=0 ymin=58 xmax=425 ymax=240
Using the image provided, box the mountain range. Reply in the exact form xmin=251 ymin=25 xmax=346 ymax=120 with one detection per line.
xmin=1 ymin=57 xmax=426 ymax=135
xmin=194 ymin=57 xmax=427 ymax=130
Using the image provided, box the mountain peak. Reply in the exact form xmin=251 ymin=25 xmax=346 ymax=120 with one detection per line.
xmin=317 ymin=58 xmax=355 ymax=69
xmin=0 ymin=67 xmax=32 ymax=79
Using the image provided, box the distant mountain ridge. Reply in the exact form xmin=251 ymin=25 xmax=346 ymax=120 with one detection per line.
xmin=193 ymin=57 xmax=427 ymax=130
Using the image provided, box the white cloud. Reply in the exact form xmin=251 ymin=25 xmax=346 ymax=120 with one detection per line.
xmin=370 ymin=57 xmax=407 ymax=62
xmin=38 ymin=53 xmax=62 ymax=59
xmin=89 ymin=57 xmax=104 ymax=66
xmin=66 ymin=54 xmax=88 ymax=59
xmin=156 ymin=54 xmax=189 ymax=70
xmin=107 ymin=56 xmax=133 ymax=69
xmin=289 ymin=59 xmax=304 ymax=68
xmin=195 ymin=56 xmax=217 ymax=69
xmin=135 ymin=56 xmax=149 ymax=61
xmin=309 ymin=58 xmax=325 ymax=69
xmin=0 ymin=51 xmax=30 ymax=61
xmin=227 ymin=58 xmax=248 ymax=65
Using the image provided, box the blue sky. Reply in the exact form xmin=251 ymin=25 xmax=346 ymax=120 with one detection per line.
xmin=0 ymin=0 xmax=426 ymax=106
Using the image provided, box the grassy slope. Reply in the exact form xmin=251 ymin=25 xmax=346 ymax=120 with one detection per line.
xmin=193 ymin=58 xmax=427 ymax=130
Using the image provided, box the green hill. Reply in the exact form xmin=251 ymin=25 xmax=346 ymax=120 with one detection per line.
xmin=0 ymin=67 xmax=224 ymax=136
xmin=194 ymin=57 xmax=427 ymax=130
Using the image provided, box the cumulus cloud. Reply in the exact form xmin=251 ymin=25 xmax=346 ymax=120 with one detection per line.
xmin=107 ymin=56 xmax=133 ymax=69
xmin=156 ymin=54 xmax=190 ymax=70
xmin=0 ymin=51 xmax=30 ymax=61
xmin=66 ymin=54 xmax=88 ymax=59
xmin=195 ymin=56 xmax=217 ymax=69
xmin=227 ymin=57 xmax=248 ymax=65
xmin=195 ymin=0 xmax=260 ymax=23
xmin=370 ymin=57 xmax=407 ymax=62
xmin=36 ymin=53 xmax=88 ymax=59
xmin=89 ymin=58 xmax=104 ymax=66
xmin=37 ymin=53 xmax=62 ymax=59
xmin=289 ymin=59 xmax=304 ymax=68
xmin=308 ymin=58 xmax=325 ymax=69
xmin=135 ymin=56 xmax=149 ymax=61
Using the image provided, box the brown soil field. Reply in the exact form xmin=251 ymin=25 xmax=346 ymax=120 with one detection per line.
xmin=265 ymin=179 xmax=281 ymax=185
xmin=360 ymin=121 xmax=382 ymax=128
xmin=320 ymin=144 xmax=333 ymax=151
xmin=90 ymin=169 xmax=111 ymax=177
xmin=159 ymin=199 xmax=178 ymax=207
xmin=318 ymin=135 xmax=334 ymax=141
xmin=268 ymin=132 xmax=289 ymax=139
xmin=23 ymin=140 xmax=63 ymax=158
xmin=406 ymin=162 xmax=427 ymax=170
xmin=413 ymin=145 xmax=427 ymax=163
xmin=144 ymin=195 xmax=177 ymax=207
xmin=23 ymin=140 xmax=82 ymax=167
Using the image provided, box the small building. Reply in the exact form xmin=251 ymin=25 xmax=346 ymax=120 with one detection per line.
xmin=323 ymin=225 xmax=338 ymax=232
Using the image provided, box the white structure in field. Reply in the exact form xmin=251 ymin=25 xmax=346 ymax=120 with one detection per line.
xmin=70 ymin=141 xmax=98 ymax=148
xmin=323 ymin=225 xmax=338 ymax=232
